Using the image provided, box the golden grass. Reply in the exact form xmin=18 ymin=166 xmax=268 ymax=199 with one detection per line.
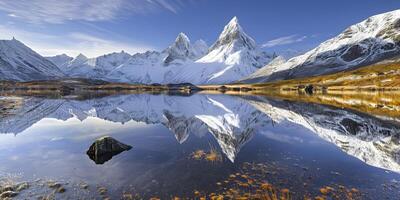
xmin=198 ymin=61 xmax=400 ymax=93
xmin=250 ymin=61 xmax=400 ymax=91
xmin=251 ymin=90 xmax=400 ymax=120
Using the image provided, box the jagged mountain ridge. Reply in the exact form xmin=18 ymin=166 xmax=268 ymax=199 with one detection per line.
xmin=243 ymin=9 xmax=400 ymax=83
xmin=46 ymin=17 xmax=272 ymax=84
xmin=0 ymin=38 xmax=64 ymax=81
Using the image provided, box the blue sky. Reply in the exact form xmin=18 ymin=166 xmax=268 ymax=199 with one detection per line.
xmin=0 ymin=0 xmax=399 ymax=57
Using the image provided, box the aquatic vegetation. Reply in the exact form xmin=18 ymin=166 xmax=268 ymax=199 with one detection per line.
xmin=205 ymin=162 xmax=293 ymax=200
xmin=191 ymin=150 xmax=206 ymax=160
xmin=303 ymin=185 xmax=362 ymax=200
xmin=190 ymin=147 xmax=223 ymax=163
xmin=175 ymin=162 xmax=363 ymax=200
xmin=205 ymin=149 xmax=223 ymax=162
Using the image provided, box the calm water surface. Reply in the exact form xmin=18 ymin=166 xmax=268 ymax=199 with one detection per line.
xmin=0 ymin=94 xmax=399 ymax=199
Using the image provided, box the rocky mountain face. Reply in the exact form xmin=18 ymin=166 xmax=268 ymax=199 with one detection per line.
xmin=162 ymin=32 xmax=206 ymax=65
xmin=243 ymin=9 xmax=400 ymax=83
xmin=0 ymin=38 xmax=64 ymax=81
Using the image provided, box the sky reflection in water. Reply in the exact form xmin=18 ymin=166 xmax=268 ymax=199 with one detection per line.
xmin=0 ymin=94 xmax=399 ymax=199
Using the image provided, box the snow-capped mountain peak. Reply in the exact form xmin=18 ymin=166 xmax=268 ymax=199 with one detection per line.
xmin=163 ymin=32 xmax=195 ymax=65
xmin=207 ymin=17 xmax=256 ymax=55
xmin=175 ymin=32 xmax=191 ymax=47
xmin=94 ymin=51 xmax=131 ymax=75
xmin=196 ymin=16 xmax=272 ymax=80
xmin=242 ymin=9 xmax=400 ymax=83
xmin=46 ymin=54 xmax=73 ymax=70
xmin=0 ymin=38 xmax=64 ymax=81
xmin=73 ymin=53 xmax=89 ymax=62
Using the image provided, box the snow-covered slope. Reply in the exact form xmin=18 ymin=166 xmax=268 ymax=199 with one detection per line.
xmin=47 ymin=51 xmax=132 ymax=79
xmin=3 ymin=17 xmax=272 ymax=84
xmin=242 ymin=9 xmax=400 ymax=83
xmin=46 ymin=54 xmax=73 ymax=70
xmin=51 ymin=17 xmax=271 ymax=84
xmin=60 ymin=53 xmax=97 ymax=78
xmin=241 ymin=56 xmax=286 ymax=82
xmin=109 ymin=17 xmax=272 ymax=84
xmin=189 ymin=16 xmax=273 ymax=83
xmin=0 ymin=38 xmax=64 ymax=81
xmin=198 ymin=17 xmax=269 ymax=68
xmin=93 ymin=51 xmax=131 ymax=76
xmin=106 ymin=32 xmax=208 ymax=83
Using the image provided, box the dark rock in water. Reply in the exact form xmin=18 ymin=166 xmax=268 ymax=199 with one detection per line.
xmin=304 ymin=85 xmax=314 ymax=95
xmin=166 ymin=83 xmax=201 ymax=91
xmin=86 ymin=136 xmax=132 ymax=164
xmin=240 ymin=87 xmax=252 ymax=92
xmin=219 ymin=85 xmax=228 ymax=93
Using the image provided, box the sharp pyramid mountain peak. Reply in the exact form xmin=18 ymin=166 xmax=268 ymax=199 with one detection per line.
xmin=198 ymin=16 xmax=270 ymax=70
xmin=75 ymin=53 xmax=88 ymax=60
xmin=176 ymin=32 xmax=191 ymax=43
xmin=163 ymin=32 xmax=198 ymax=65
xmin=210 ymin=16 xmax=256 ymax=51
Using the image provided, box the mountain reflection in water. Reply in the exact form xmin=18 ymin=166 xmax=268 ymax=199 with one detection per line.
xmin=0 ymin=93 xmax=399 ymax=199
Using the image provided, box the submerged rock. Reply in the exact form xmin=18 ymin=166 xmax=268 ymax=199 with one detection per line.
xmin=86 ymin=136 xmax=132 ymax=164
xmin=0 ymin=191 xmax=18 ymax=198
xmin=16 ymin=182 xmax=29 ymax=192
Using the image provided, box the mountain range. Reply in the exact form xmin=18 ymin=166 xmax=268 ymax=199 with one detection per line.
xmin=48 ymin=17 xmax=273 ymax=84
xmin=242 ymin=9 xmax=400 ymax=83
xmin=0 ymin=10 xmax=399 ymax=84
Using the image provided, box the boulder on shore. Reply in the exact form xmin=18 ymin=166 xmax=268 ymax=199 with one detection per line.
xmin=86 ymin=136 xmax=132 ymax=164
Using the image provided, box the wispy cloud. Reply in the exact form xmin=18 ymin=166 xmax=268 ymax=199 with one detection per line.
xmin=147 ymin=0 xmax=179 ymax=14
xmin=0 ymin=25 xmax=154 ymax=57
xmin=262 ymin=35 xmax=307 ymax=48
xmin=0 ymin=0 xmax=185 ymax=24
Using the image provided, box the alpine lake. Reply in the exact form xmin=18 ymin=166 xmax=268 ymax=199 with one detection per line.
xmin=0 ymin=90 xmax=399 ymax=200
